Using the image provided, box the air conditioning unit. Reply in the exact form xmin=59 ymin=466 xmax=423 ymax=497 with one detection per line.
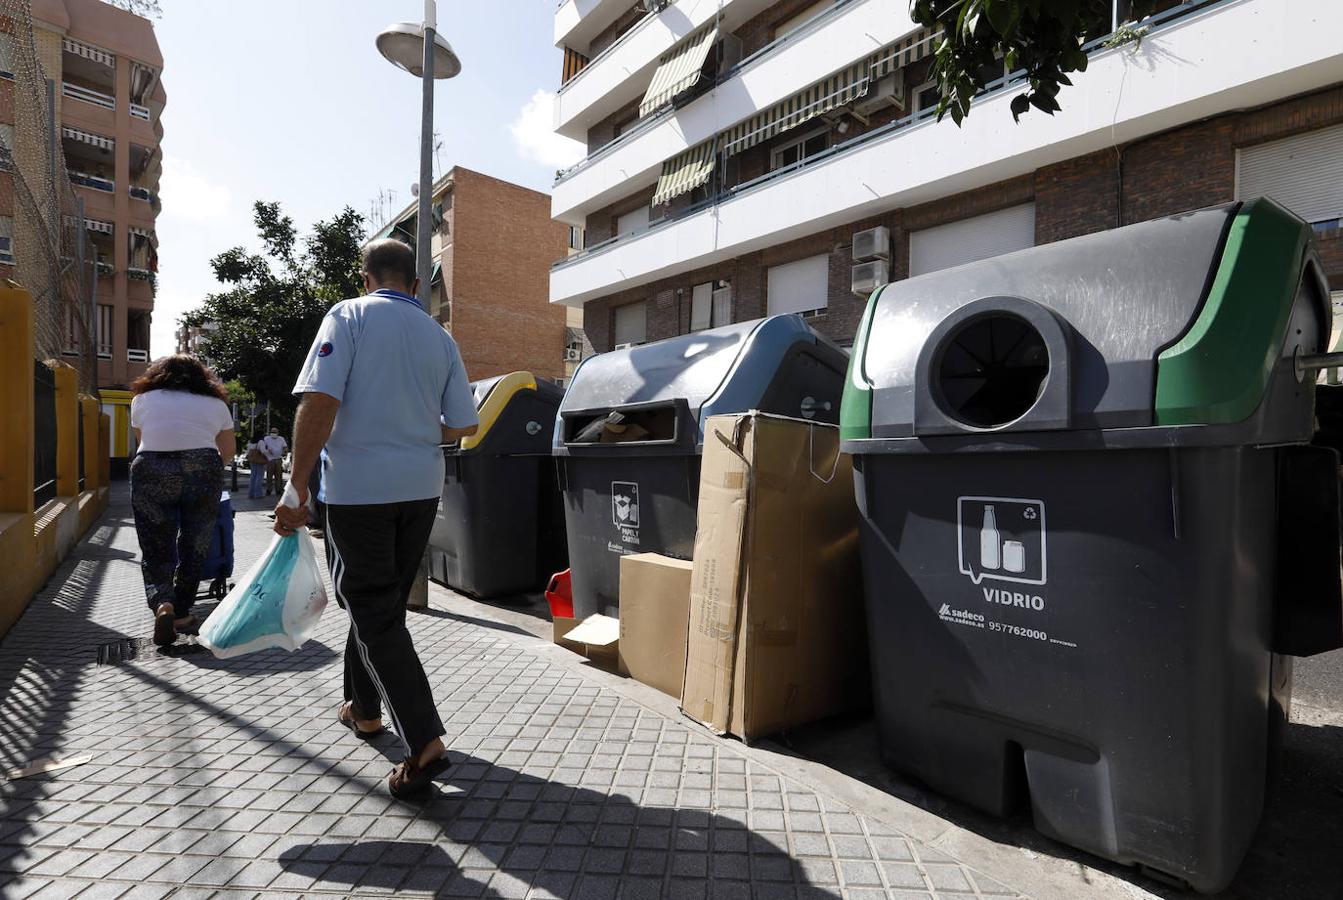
xmin=852 ymin=225 xmax=891 ymax=262
xmin=851 ymin=260 xmax=890 ymax=297
xmin=564 ymin=347 xmax=582 ymax=362
xmin=853 ymin=71 xmax=905 ymax=117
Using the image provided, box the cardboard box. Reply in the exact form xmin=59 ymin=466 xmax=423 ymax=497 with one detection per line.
xmin=681 ymin=413 xmax=869 ymax=741
xmin=618 ymin=553 xmax=693 ymax=699
xmin=553 ymin=614 xmax=620 ymax=671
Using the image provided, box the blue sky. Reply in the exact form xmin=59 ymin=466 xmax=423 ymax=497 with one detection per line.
xmin=151 ymin=0 xmax=583 ymax=353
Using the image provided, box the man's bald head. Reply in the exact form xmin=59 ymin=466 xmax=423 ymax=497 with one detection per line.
xmin=362 ymin=239 xmax=417 ymax=293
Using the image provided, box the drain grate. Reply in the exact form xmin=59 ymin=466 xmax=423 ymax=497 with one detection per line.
xmin=96 ymin=638 xmax=146 ymax=665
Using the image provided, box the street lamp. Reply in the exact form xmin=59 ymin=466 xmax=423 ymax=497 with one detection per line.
xmin=377 ymin=2 xmax=461 ymax=311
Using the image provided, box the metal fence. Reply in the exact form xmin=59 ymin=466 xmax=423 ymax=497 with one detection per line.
xmin=77 ymin=406 xmax=85 ymax=492
xmin=33 ymin=360 xmax=57 ymax=507
xmin=3 ymin=0 xmax=100 ymax=395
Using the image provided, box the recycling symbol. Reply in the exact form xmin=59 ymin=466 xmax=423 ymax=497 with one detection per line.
xmin=1023 ymin=508 xmax=1038 ymax=521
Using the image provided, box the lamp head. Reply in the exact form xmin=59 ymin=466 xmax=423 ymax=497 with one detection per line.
xmin=376 ymin=23 xmax=461 ymax=79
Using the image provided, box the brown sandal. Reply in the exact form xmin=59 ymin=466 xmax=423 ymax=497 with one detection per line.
xmin=152 ymin=605 xmax=177 ymax=647
xmin=337 ymin=702 xmax=389 ymax=741
xmin=388 ymin=753 xmax=451 ymax=798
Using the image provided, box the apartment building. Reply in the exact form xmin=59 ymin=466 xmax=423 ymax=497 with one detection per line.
xmin=374 ymin=166 xmax=572 ymax=383
xmin=549 ymin=0 xmax=1343 ymax=354
xmin=30 ymin=0 xmax=165 ymax=388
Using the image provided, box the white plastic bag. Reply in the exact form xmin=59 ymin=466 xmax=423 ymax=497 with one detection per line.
xmin=198 ymin=482 xmax=329 ymax=659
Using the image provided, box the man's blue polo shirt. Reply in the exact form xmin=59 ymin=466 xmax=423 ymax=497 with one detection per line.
xmin=293 ymin=288 xmax=478 ymax=505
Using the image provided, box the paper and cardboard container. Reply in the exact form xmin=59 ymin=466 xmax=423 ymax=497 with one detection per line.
xmin=618 ymin=553 xmax=693 ymax=699
xmin=681 ymin=413 xmax=869 ymax=741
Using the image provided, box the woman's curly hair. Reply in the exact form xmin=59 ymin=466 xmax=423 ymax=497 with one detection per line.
xmin=129 ymin=354 xmax=229 ymax=401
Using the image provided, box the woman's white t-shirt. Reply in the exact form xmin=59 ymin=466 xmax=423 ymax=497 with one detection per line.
xmin=130 ymin=389 xmax=234 ymax=453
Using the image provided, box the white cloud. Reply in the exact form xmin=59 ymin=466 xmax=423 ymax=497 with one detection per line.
xmin=158 ymin=155 xmax=232 ymax=221
xmin=510 ymin=89 xmax=586 ymax=170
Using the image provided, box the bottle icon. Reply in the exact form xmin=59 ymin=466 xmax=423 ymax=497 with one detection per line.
xmin=980 ymin=505 xmax=1001 ymax=571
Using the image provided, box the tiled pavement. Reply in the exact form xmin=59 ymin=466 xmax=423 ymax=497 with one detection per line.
xmin=0 ymin=487 xmax=1036 ymax=900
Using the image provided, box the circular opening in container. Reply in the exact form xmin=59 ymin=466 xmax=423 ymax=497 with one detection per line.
xmin=935 ymin=313 xmax=1049 ymax=428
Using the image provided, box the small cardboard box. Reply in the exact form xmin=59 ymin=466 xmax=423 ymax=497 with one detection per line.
xmin=618 ymin=553 xmax=693 ymax=699
xmin=554 ymin=614 xmax=620 ymax=671
xmin=681 ymin=413 xmax=869 ymax=741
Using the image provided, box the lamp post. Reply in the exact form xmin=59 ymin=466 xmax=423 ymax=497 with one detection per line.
xmin=377 ymin=2 xmax=461 ymax=311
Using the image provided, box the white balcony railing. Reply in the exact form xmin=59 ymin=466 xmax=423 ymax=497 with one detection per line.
xmin=127 ymin=349 xmax=149 ymax=363
xmin=63 ymin=82 xmax=115 ymax=111
xmin=130 ymin=103 xmax=151 ymax=121
xmin=551 ymin=0 xmax=1343 ymax=305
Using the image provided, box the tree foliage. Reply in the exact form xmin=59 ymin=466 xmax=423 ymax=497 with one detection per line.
xmin=182 ymin=202 xmax=365 ymax=428
xmin=104 ymin=0 xmax=162 ymax=19
xmin=911 ymin=0 xmax=1155 ymax=124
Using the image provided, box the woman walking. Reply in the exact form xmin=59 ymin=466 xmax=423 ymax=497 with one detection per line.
xmin=129 ymin=355 xmax=236 ymax=646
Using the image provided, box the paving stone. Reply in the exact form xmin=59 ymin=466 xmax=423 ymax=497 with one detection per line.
xmin=0 ymin=487 xmax=1034 ymax=900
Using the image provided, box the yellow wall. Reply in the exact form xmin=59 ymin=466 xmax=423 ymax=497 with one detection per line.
xmin=0 ymin=287 xmax=109 ymax=638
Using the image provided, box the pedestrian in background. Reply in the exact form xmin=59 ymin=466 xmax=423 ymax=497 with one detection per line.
xmin=245 ymin=429 xmax=267 ymax=499
xmin=276 ymin=238 xmax=478 ymax=797
xmin=260 ymin=426 xmax=288 ymax=496
xmin=129 ymin=355 xmax=235 ymax=647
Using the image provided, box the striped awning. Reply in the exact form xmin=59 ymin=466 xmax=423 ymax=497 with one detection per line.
xmin=721 ymin=59 xmax=872 ymax=159
xmin=720 ymin=28 xmax=942 ymax=159
xmin=64 ymin=216 xmax=113 ymax=234
xmin=639 ymin=24 xmax=718 ymax=118
xmin=652 ymin=139 xmax=716 ymax=206
xmin=868 ymin=27 xmax=941 ymax=76
xmin=62 ymin=37 xmax=115 ymax=67
xmin=62 ymin=126 xmax=114 ymax=152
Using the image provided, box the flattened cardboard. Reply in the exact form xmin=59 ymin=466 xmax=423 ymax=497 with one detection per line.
xmin=618 ymin=553 xmax=693 ymax=699
xmin=554 ymin=615 xmax=620 ymax=670
xmin=681 ymin=413 xmax=868 ymax=741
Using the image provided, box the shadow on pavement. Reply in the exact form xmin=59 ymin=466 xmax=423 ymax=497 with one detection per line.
xmin=775 ymin=711 xmax=1343 ymax=900
xmin=276 ymin=751 xmax=841 ymax=898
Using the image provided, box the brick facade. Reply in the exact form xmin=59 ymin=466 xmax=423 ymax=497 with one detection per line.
xmin=578 ymin=83 xmax=1343 ymax=352
xmin=447 ymin=168 xmax=569 ymax=383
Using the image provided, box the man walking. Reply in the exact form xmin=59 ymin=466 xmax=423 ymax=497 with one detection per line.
xmin=260 ymin=426 xmax=288 ymax=496
xmin=275 ymin=239 xmax=478 ymax=797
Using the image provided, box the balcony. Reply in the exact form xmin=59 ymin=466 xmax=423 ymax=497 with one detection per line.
xmin=551 ymin=0 xmax=1343 ymax=305
xmin=555 ymin=0 xmax=640 ymax=55
xmin=130 ymin=102 xmax=151 ymax=121
xmin=129 ymin=185 xmax=157 ymax=204
xmin=554 ymin=0 xmax=777 ymax=141
xmin=63 ymin=81 xmax=115 ymax=112
xmin=127 ymin=348 xmax=149 ymax=363
xmin=70 ymin=171 xmax=115 ymax=193
xmin=553 ymin=0 xmax=913 ymax=223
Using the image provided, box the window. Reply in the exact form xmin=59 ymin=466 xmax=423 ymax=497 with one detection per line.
xmin=912 ymin=80 xmax=940 ymax=116
xmin=0 ymin=215 xmax=12 ymax=265
xmin=567 ymin=225 xmax=584 ymax=251
xmin=770 ymin=127 xmax=830 ymax=171
xmin=613 ymin=301 xmax=647 ymax=347
xmin=909 ymin=203 xmax=1036 ymax=277
xmin=0 ymin=34 xmax=14 ymax=78
xmin=773 ymin=0 xmax=832 ymax=40
xmin=690 ymin=281 xmax=732 ymax=331
xmin=690 ymin=282 xmax=712 ymax=331
xmin=97 ymin=304 xmax=113 ymax=358
xmin=1237 ymin=123 xmax=1343 ymax=229
xmin=0 ymin=123 xmax=12 ymax=169
xmin=616 ymin=205 xmax=651 ymax=237
xmin=767 ymin=254 xmax=830 ymax=317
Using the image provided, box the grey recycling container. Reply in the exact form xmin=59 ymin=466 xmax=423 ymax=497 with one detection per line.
xmin=555 ymin=315 xmax=848 ymax=619
xmin=428 ymin=372 xmax=567 ymax=599
xmin=840 ymin=199 xmax=1343 ymax=893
